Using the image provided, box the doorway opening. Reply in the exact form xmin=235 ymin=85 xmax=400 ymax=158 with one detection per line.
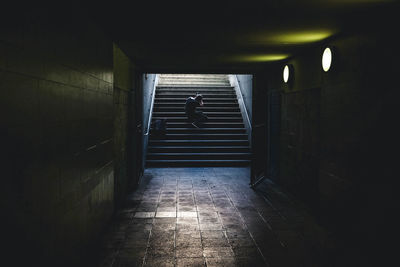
xmin=141 ymin=73 xmax=252 ymax=169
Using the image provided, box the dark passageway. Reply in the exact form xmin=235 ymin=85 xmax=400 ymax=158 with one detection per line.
xmin=1 ymin=1 xmax=399 ymax=267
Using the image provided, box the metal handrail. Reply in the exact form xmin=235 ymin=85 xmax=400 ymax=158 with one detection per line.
xmin=144 ymin=74 xmax=159 ymax=136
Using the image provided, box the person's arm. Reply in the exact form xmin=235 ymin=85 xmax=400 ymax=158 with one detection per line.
xmin=199 ymin=99 xmax=204 ymax=106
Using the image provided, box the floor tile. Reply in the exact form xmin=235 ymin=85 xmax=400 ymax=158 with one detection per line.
xmin=176 ymin=230 xmax=201 ymax=239
xmin=155 ymin=211 xmax=176 ymax=218
xmin=177 ymin=211 xmax=198 ymax=217
xmin=203 ymin=247 xmax=234 ymax=258
xmin=146 ymin=246 xmax=175 ymax=258
xmin=202 ymin=238 xmax=230 ymax=247
xmin=176 ymin=246 xmax=203 ymax=258
xmin=205 ymin=257 xmax=236 ymax=267
xmin=176 ymin=257 xmax=205 ymax=267
xmin=177 ymin=217 xmax=198 ymax=224
xmin=144 ymin=256 xmax=175 ymax=267
xmin=200 ymin=224 xmax=223 ymax=230
xmin=134 ymin=212 xmax=155 ymax=218
xmin=176 ymin=238 xmax=202 ymax=248
xmin=200 ymin=230 xmax=226 ymax=239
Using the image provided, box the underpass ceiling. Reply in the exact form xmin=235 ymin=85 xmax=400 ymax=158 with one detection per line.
xmin=85 ymin=0 xmax=399 ymax=73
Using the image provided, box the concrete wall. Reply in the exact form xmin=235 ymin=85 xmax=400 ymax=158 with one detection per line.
xmin=251 ymin=72 xmax=269 ymax=182
xmin=236 ymin=74 xmax=253 ymax=121
xmin=266 ymin=31 xmax=398 ymax=264
xmin=142 ymin=74 xmax=157 ymax=168
xmin=113 ymin=44 xmax=137 ymax=207
xmin=229 ymin=74 xmax=253 ymax=148
xmin=0 ymin=8 xmax=115 ymax=266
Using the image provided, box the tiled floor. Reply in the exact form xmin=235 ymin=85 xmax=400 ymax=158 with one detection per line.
xmin=97 ymin=167 xmax=330 ymax=267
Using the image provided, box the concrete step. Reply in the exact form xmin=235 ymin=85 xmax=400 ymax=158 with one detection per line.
xmin=154 ymin=103 xmax=239 ymax=107
xmin=148 ymin=140 xmax=249 ymax=146
xmin=156 ymin=88 xmax=234 ymax=93
xmin=155 ymin=96 xmax=237 ymax=100
xmin=147 ymin=152 xmax=251 ymax=160
xmin=158 ymin=78 xmax=229 ymax=83
xmin=156 ymin=93 xmax=236 ymax=97
xmin=156 ymin=89 xmax=235 ymax=93
xmin=156 ymin=85 xmax=233 ymax=89
xmin=146 ymin=159 xmax=251 ymax=167
xmin=154 ymin=122 xmax=245 ymax=128
xmin=155 ymin=98 xmax=238 ymax=102
xmin=158 ymin=80 xmax=230 ymax=84
xmin=159 ymin=76 xmax=229 ymax=79
xmin=158 ymin=79 xmax=230 ymax=83
xmin=159 ymin=74 xmax=228 ymax=78
xmin=159 ymin=82 xmax=230 ymax=85
xmin=156 ymin=93 xmax=235 ymax=98
xmin=152 ymin=112 xmax=242 ymax=117
xmin=149 ymin=133 xmax=248 ymax=140
xmin=153 ymin=107 xmax=240 ymax=112
xmin=152 ymin=117 xmax=243 ymax=122
xmin=158 ymin=82 xmax=230 ymax=86
xmin=147 ymin=146 xmax=250 ymax=153
xmin=150 ymin=128 xmax=246 ymax=134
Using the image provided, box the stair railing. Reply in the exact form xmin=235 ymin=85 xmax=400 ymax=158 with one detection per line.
xmin=144 ymin=74 xmax=159 ymax=136
xmin=229 ymin=74 xmax=252 ymax=147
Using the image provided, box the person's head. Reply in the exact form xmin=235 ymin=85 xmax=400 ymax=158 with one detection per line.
xmin=195 ymin=94 xmax=203 ymax=102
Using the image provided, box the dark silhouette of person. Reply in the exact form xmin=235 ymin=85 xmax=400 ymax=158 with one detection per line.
xmin=184 ymin=93 xmax=208 ymax=128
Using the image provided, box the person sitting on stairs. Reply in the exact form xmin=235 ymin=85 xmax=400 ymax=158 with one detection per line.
xmin=184 ymin=93 xmax=208 ymax=128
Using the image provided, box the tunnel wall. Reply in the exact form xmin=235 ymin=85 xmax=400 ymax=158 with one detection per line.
xmin=113 ymin=44 xmax=135 ymax=207
xmin=267 ymin=31 xmax=398 ymax=263
xmin=113 ymin=45 xmax=144 ymax=203
xmin=0 ymin=8 xmax=115 ymax=266
xmin=235 ymin=74 xmax=253 ymax=122
xmin=268 ymin=31 xmax=397 ymax=210
xmin=251 ymin=72 xmax=269 ymax=182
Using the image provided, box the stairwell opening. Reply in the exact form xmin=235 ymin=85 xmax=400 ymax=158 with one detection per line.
xmin=142 ymin=73 xmax=253 ymax=168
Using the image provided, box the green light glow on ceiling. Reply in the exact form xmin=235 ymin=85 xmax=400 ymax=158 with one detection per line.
xmin=251 ymin=30 xmax=335 ymax=45
xmin=230 ymin=54 xmax=289 ymax=62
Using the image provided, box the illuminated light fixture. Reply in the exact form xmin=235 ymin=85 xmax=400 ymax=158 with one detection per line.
xmin=283 ymin=64 xmax=294 ymax=84
xmin=322 ymin=47 xmax=333 ymax=72
xmin=283 ymin=65 xmax=290 ymax=83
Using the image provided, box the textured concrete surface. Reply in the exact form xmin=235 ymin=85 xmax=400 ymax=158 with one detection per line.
xmin=96 ymin=167 xmax=329 ymax=267
xmin=1 ymin=9 xmax=114 ymax=265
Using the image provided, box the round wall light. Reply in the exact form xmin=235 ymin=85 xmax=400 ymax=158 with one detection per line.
xmin=283 ymin=65 xmax=290 ymax=83
xmin=283 ymin=64 xmax=294 ymax=84
xmin=322 ymin=47 xmax=333 ymax=72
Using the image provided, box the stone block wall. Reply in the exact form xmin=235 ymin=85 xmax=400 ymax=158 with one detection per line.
xmin=266 ymin=30 xmax=398 ymax=263
xmin=279 ymin=87 xmax=320 ymax=208
xmin=0 ymin=8 xmax=114 ymax=266
xmin=267 ymin=31 xmax=398 ymax=210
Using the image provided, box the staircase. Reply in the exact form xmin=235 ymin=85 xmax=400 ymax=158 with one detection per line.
xmin=146 ymin=74 xmax=251 ymax=167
